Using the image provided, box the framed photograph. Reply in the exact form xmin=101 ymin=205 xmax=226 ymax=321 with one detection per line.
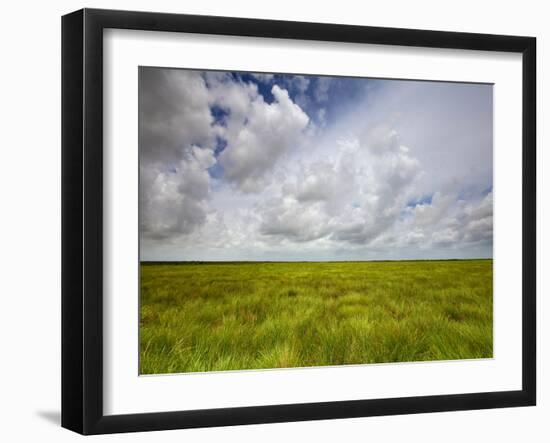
xmin=61 ymin=8 xmax=536 ymax=435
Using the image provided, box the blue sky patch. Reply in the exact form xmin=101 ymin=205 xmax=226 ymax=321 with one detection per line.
xmin=407 ymin=194 xmax=433 ymax=208
xmin=211 ymin=105 xmax=229 ymax=126
xmin=208 ymin=161 xmax=224 ymax=180
xmin=213 ymin=136 xmax=227 ymax=157
xmin=236 ymin=72 xmax=275 ymax=103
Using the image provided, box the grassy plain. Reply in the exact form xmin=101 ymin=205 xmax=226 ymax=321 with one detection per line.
xmin=140 ymin=260 xmax=492 ymax=374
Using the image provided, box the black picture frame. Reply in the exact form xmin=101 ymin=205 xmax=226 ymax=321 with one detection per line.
xmin=61 ymin=8 xmax=536 ymax=435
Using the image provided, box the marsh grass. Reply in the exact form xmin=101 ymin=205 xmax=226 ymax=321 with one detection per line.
xmin=139 ymin=260 xmax=492 ymax=374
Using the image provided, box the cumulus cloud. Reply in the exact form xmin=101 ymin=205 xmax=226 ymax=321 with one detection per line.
xmin=462 ymin=192 xmax=493 ymax=243
xmin=396 ymin=191 xmax=493 ymax=250
xmin=139 ymin=69 xmax=310 ymax=241
xmin=217 ymin=84 xmax=310 ymax=192
xmin=139 ymin=68 xmax=214 ymax=164
xmin=257 ymin=123 xmax=422 ymax=247
xmin=406 ymin=192 xmax=455 ymax=228
xmin=259 ymin=198 xmax=332 ymax=242
xmin=139 ymin=69 xmax=217 ymax=241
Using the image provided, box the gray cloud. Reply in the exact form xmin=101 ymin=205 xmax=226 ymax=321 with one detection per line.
xmin=139 ymin=150 xmax=215 ymax=240
xmin=139 ymin=68 xmax=217 ymax=240
xmin=139 ymin=68 xmax=214 ymax=164
xmin=259 ymin=198 xmax=332 ymax=242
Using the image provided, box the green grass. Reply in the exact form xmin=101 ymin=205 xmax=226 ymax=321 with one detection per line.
xmin=140 ymin=260 xmax=493 ymax=374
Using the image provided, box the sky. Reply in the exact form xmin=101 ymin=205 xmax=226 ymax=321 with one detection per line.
xmin=139 ymin=67 xmax=493 ymax=261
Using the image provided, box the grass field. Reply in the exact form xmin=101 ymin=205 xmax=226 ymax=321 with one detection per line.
xmin=140 ymin=260 xmax=492 ymax=374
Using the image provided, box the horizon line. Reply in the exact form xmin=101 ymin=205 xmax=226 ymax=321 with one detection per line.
xmin=140 ymin=258 xmax=493 ymax=264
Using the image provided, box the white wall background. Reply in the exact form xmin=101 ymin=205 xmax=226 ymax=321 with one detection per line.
xmin=0 ymin=0 xmax=546 ymax=441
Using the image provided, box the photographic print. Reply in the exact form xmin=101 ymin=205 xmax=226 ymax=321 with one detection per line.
xmin=139 ymin=67 xmax=493 ymax=375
